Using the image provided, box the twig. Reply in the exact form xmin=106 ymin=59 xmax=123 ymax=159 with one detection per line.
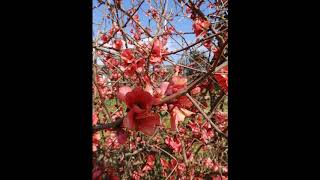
xmin=97 ymin=0 xmax=145 ymax=46
xmin=93 ymin=80 xmax=112 ymax=121
xmin=186 ymin=93 xmax=227 ymax=139
xmin=185 ymin=0 xmax=225 ymax=45
xmin=208 ymin=92 xmax=226 ymax=119
xmin=181 ymin=140 xmax=188 ymax=166
xmin=117 ymin=5 xmax=153 ymax=38
xmin=165 ymin=58 xmax=207 ymax=73
xmin=152 ymin=144 xmax=178 ymax=180
xmin=164 ymin=34 xmax=218 ymax=56
xmin=124 ymin=147 xmax=144 ymax=157
xmin=92 ymin=117 xmax=123 ymax=133
xmin=157 ymin=60 xmax=228 ymax=105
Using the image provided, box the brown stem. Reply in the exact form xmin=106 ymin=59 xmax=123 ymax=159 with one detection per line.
xmin=186 ymin=93 xmax=227 ymax=139
xmin=208 ymin=92 xmax=226 ymax=119
xmin=181 ymin=140 xmax=188 ymax=166
xmin=92 ymin=117 xmax=123 ymax=133
xmin=165 ymin=58 xmax=207 ymax=73
xmin=163 ymin=34 xmax=217 ymax=56
xmin=97 ymin=0 xmax=145 ymax=46
xmin=157 ymin=59 xmax=228 ymax=105
xmin=185 ymin=0 xmax=225 ymax=45
xmin=93 ymin=80 xmax=112 ymax=121
xmin=117 ymin=5 xmax=153 ymax=38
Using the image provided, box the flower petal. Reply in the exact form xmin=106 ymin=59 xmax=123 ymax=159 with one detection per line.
xmin=125 ymin=87 xmax=153 ymax=110
xmin=116 ymin=129 xmax=127 ymax=144
xmin=170 ymin=106 xmax=186 ymax=131
xmin=191 ymin=87 xmax=201 ymax=95
xmin=136 ymin=112 xmax=160 ymax=136
xmin=122 ymin=110 xmax=136 ymax=130
xmin=180 ymin=108 xmax=194 ymax=117
xmin=144 ymin=83 xmax=154 ymax=95
xmin=121 ymin=49 xmax=134 ymax=63
xmin=117 ymin=86 xmax=132 ymax=102
xmin=160 ymin=82 xmax=169 ymax=95
xmin=132 ymin=104 xmax=146 ymax=114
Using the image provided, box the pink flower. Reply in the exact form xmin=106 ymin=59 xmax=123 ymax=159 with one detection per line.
xmin=101 ymin=34 xmax=108 ymax=42
xmin=121 ymin=87 xmax=160 ymax=136
xmin=142 ymin=154 xmax=156 ymax=172
xmin=165 ymin=136 xmax=182 ymax=153
xmin=192 ymin=19 xmax=210 ymax=37
xmin=170 ymin=106 xmax=194 ymax=131
xmin=214 ymin=66 xmax=228 ymax=93
xmin=117 ymin=86 xmax=132 ymax=102
xmin=93 ymin=112 xmax=98 ymax=126
xmin=116 ymin=129 xmax=128 ymax=144
xmin=166 ymin=76 xmax=187 ymax=95
xmin=191 ymin=86 xmax=201 ymax=95
xmin=113 ymin=39 xmax=123 ymax=50
xmin=121 ymin=49 xmax=134 ymax=64
xmin=92 ymin=133 xmax=100 ymax=152
xmin=152 ymin=39 xmax=161 ymax=57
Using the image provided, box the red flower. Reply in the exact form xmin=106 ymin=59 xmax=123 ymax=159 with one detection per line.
xmin=122 ymin=87 xmax=160 ymax=135
xmin=101 ymin=34 xmax=108 ymax=43
xmin=203 ymin=157 xmax=214 ymax=169
xmin=124 ymin=63 xmax=137 ymax=76
xmin=142 ymin=154 xmax=156 ymax=172
xmin=150 ymin=56 xmax=162 ymax=63
xmin=168 ymin=159 xmax=186 ymax=175
xmin=165 ymin=136 xmax=182 ymax=153
xmin=125 ymin=87 xmax=153 ymax=113
xmin=104 ymin=56 xmax=119 ymax=69
xmin=93 ymin=112 xmax=98 ymax=126
xmin=176 ymin=95 xmax=193 ymax=109
xmin=203 ymin=39 xmax=212 ymax=49
xmin=191 ymin=86 xmax=201 ymax=95
xmin=116 ymin=129 xmax=128 ymax=145
xmin=132 ymin=171 xmax=143 ymax=180
xmin=201 ymin=122 xmax=215 ymax=143
xmin=170 ymin=106 xmax=194 ymax=130
xmin=214 ymin=111 xmax=228 ymax=123
xmin=135 ymin=58 xmax=145 ymax=73
xmin=117 ymin=86 xmax=132 ymax=102
xmin=121 ymin=49 xmax=134 ymax=64
xmin=214 ymin=66 xmax=228 ymax=93
xmin=160 ymin=158 xmax=169 ymax=169
xmin=192 ymin=19 xmax=210 ymax=37
xmin=92 ymin=166 xmax=103 ymax=180
xmin=92 ymin=132 xmax=100 ymax=152
xmin=149 ymin=39 xmax=164 ymax=64
xmin=105 ymin=167 xmax=120 ymax=180
xmin=113 ymin=39 xmax=123 ymax=50
xmin=121 ymin=57 xmax=145 ymax=76
xmin=133 ymin=33 xmax=141 ymax=40
xmin=166 ymin=76 xmax=187 ymax=95
xmin=152 ymin=39 xmax=161 ymax=57
xmin=187 ymin=121 xmax=201 ymax=138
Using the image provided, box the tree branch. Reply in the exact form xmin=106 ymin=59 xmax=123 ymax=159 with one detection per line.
xmin=97 ymin=0 xmax=145 ymax=46
xmin=157 ymin=59 xmax=228 ymax=105
xmin=92 ymin=117 xmax=123 ymax=133
xmin=164 ymin=34 xmax=219 ymax=56
xmin=186 ymin=93 xmax=227 ymax=139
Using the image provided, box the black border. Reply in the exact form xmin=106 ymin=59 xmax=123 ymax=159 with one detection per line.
xmin=3 ymin=0 xmax=318 ymax=179
xmin=3 ymin=1 xmax=92 ymax=179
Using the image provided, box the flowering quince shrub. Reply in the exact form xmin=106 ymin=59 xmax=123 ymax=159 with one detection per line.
xmin=93 ymin=0 xmax=228 ymax=179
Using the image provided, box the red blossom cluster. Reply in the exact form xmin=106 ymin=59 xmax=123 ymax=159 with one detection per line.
xmin=93 ymin=0 xmax=228 ymax=179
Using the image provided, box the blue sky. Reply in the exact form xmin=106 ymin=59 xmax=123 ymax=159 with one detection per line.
xmin=93 ymin=0 xmax=216 ymax=63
